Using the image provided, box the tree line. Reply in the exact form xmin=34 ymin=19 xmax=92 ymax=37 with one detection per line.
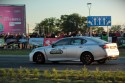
xmin=33 ymin=13 xmax=125 ymax=35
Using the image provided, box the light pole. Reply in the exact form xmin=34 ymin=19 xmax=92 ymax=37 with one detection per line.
xmin=87 ymin=3 xmax=92 ymax=36
xmin=27 ymin=23 xmax=29 ymax=35
xmin=87 ymin=3 xmax=92 ymax=16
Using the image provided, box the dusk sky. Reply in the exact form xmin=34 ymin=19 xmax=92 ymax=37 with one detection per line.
xmin=0 ymin=0 xmax=125 ymax=32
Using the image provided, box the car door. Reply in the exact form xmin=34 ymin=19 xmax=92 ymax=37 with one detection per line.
xmin=66 ymin=38 xmax=86 ymax=60
xmin=45 ymin=38 xmax=71 ymax=61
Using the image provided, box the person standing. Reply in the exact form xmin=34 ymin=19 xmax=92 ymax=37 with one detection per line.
xmin=101 ymin=31 xmax=108 ymax=41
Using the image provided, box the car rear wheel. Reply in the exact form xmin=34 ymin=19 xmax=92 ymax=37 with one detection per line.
xmin=34 ymin=53 xmax=45 ymax=64
xmin=80 ymin=52 xmax=94 ymax=65
xmin=97 ymin=58 xmax=106 ymax=64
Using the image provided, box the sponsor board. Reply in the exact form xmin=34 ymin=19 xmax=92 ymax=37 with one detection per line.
xmin=0 ymin=5 xmax=26 ymax=34
xmin=43 ymin=38 xmax=61 ymax=46
xmin=50 ymin=49 xmax=63 ymax=54
xmin=29 ymin=38 xmax=44 ymax=46
xmin=0 ymin=38 xmax=5 ymax=47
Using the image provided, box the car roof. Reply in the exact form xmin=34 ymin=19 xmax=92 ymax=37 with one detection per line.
xmin=63 ymin=36 xmax=94 ymax=39
xmin=62 ymin=36 xmax=108 ymax=44
xmin=63 ymin=36 xmax=90 ymax=39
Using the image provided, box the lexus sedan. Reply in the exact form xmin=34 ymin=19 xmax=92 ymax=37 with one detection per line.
xmin=29 ymin=36 xmax=119 ymax=65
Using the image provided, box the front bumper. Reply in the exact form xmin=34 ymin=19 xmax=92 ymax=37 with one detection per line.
xmin=29 ymin=52 xmax=34 ymax=62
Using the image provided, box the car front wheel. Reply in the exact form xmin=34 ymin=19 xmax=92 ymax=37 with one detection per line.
xmin=34 ymin=52 xmax=45 ymax=64
xmin=80 ymin=52 xmax=94 ymax=65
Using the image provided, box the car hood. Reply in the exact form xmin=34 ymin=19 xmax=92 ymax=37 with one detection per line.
xmin=35 ymin=45 xmax=51 ymax=50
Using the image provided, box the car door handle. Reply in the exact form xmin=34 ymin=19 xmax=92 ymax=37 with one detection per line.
xmin=79 ymin=46 xmax=83 ymax=48
xmin=62 ymin=47 xmax=66 ymax=49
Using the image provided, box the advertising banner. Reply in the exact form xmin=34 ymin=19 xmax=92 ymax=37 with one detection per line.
xmin=0 ymin=5 xmax=26 ymax=34
xmin=5 ymin=38 xmax=17 ymax=44
xmin=19 ymin=38 xmax=28 ymax=43
xmin=117 ymin=37 xmax=125 ymax=47
xmin=29 ymin=38 xmax=44 ymax=46
xmin=0 ymin=38 xmax=5 ymax=47
xmin=43 ymin=38 xmax=61 ymax=46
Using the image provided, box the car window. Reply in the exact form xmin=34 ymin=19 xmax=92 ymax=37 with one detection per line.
xmin=88 ymin=37 xmax=108 ymax=44
xmin=54 ymin=38 xmax=71 ymax=46
xmin=71 ymin=38 xmax=86 ymax=45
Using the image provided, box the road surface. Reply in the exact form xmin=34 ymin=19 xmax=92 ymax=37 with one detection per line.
xmin=0 ymin=55 xmax=125 ymax=71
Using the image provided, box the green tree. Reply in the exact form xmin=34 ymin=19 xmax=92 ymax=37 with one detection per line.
xmin=121 ymin=25 xmax=125 ymax=31
xmin=110 ymin=25 xmax=121 ymax=32
xmin=80 ymin=16 xmax=87 ymax=34
xmin=42 ymin=17 xmax=56 ymax=34
xmin=60 ymin=13 xmax=87 ymax=33
xmin=34 ymin=13 xmax=87 ymax=35
xmin=33 ymin=23 xmax=42 ymax=34
xmin=92 ymin=27 xmax=104 ymax=33
xmin=34 ymin=17 xmax=58 ymax=35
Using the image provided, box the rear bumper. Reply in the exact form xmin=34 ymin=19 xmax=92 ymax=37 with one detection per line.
xmin=105 ymin=49 xmax=119 ymax=60
xmin=107 ymin=55 xmax=119 ymax=60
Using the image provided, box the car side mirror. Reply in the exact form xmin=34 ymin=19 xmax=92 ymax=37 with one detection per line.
xmin=52 ymin=44 xmax=56 ymax=48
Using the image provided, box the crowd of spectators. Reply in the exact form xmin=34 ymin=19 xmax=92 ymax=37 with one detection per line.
xmin=0 ymin=33 xmax=28 ymax=49
xmin=0 ymin=30 xmax=125 ymax=49
xmin=91 ymin=30 xmax=125 ymax=42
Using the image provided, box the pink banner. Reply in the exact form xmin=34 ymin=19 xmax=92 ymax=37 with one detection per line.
xmin=43 ymin=38 xmax=62 ymax=46
xmin=0 ymin=5 xmax=26 ymax=34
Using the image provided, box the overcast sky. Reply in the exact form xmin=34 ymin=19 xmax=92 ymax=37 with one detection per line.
xmin=0 ymin=0 xmax=125 ymax=32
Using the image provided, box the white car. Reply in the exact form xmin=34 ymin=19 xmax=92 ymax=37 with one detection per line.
xmin=29 ymin=37 xmax=119 ymax=65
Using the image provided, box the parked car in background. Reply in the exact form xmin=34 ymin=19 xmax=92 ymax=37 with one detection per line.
xmin=29 ymin=36 xmax=119 ymax=65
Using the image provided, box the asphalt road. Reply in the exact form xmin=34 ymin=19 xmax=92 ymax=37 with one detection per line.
xmin=0 ymin=55 xmax=125 ymax=71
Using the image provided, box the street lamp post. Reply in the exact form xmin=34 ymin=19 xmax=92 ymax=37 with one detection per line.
xmin=87 ymin=3 xmax=92 ymax=16
xmin=87 ymin=3 xmax=92 ymax=36
xmin=27 ymin=23 xmax=29 ymax=35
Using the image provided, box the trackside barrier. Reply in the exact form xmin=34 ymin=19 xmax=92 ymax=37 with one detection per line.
xmin=1 ymin=37 xmax=125 ymax=49
xmin=29 ymin=38 xmax=44 ymax=47
xmin=0 ymin=38 xmax=5 ymax=48
xmin=43 ymin=38 xmax=61 ymax=46
xmin=28 ymin=37 xmax=112 ymax=46
xmin=117 ymin=37 xmax=125 ymax=47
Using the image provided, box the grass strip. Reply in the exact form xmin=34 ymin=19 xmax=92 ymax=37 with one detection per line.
xmin=0 ymin=67 xmax=125 ymax=83
xmin=0 ymin=49 xmax=32 ymax=55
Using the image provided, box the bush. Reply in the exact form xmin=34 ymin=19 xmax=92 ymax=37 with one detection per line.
xmin=7 ymin=68 xmax=16 ymax=79
xmin=43 ymin=70 xmax=51 ymax=78
xmin=24 ymin=68 xmax=31 ymax=79
xmin=51 ymin=68 xmax=58 ymax=79
xmin=32 ymin=68 xmax=40 ymax=79
xmin=81 ymin=66 xmax=89 ymax=79
xmin=17 ymin=68 xmax=24 ymax=79
xmin=0 ymin=67 xmax=125 ymax=82
xmin=0 ymin=68 xmax=7 ymax=77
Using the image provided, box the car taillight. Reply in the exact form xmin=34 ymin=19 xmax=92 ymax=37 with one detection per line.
xmin=103 ymin=45 xmax=109 ymax=49
xmin=100 ymin=45 xmax=109 ymax=49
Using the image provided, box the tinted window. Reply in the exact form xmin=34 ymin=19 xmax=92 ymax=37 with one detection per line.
xmin=54 ymin=38 xmax=71 ymax=46
xmin=71 ymin=38 xmax=86 ymax=45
